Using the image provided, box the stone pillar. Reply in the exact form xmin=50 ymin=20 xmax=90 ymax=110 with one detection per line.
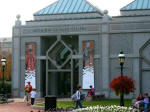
xmin=12 ymin=15 xmax=22 ymax=97
xmin=133 ymin=58 xmax=140 ymax=98
xmin=101 ymin=10 xmax=111 ymax=98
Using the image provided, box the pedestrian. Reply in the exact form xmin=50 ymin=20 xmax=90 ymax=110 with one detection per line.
xmin=75 ymin=86 xmax=82 ymax=109
xmin=88 ymin=85 xmax=95 ymax=96
xmin=30 ymin=88 xmax=36 ymax=105
xmin=132 ymin=93 xmax=143 ymax=108
xmin=24 ymin=82 xmax=32 ymax=103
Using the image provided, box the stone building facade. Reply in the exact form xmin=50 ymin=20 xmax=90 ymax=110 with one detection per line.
xmin=12 ymin=0 xmax=150 ymax=98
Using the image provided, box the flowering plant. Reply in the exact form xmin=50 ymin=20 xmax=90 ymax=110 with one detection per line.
xmin=109 ymin=75 xmax=135 ymax=96
xmin=73 ymin=105 xmax=138 ymax=112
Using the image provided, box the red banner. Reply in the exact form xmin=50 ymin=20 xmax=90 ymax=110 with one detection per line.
xmin=25 ymin=43 xmax=36 ymax=88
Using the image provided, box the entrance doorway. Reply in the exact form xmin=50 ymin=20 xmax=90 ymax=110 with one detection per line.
xmin=56 ymin=72 xmax=71 ymax=97
xmin=42 ymin=35 xmax=78 ymax=97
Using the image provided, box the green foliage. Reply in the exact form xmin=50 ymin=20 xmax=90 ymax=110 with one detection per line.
xmin=0 ymin=81 xmax=11 ymax=94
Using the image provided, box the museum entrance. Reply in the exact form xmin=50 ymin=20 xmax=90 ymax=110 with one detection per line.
xmin=41 ymin=35 xmax=79 ymax=97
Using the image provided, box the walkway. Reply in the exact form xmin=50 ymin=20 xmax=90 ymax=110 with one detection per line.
xmin=0 ymin=98 xmax=44 ymax=112
xmin=0 ymin=98 xmax=72 ymax=112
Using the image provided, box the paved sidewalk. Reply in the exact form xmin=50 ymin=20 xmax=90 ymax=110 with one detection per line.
xmin=0 ymin=98 xmax=44 ymax=112
xmin=0 ymin=98 xmax=72 ymax=112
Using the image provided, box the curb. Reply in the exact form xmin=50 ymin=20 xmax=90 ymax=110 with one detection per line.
xmin=0 ymin=99 xmax=14 ymax=104
xmin=32 ymin=105 xmax=44 ymax=110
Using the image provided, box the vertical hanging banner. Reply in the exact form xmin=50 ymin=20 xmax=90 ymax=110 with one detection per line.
xmin=82 ymin=40 xmax=94 ymax=89
xmin=25 ymin=43 xmax=36 ymax=88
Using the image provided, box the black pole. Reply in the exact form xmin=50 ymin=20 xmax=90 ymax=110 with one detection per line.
xmin=1 ymin=66 xmax=5 ymax=94
xmin=120 ymin=63 xmax=124 ymax=106
xmin=120 ymin=63 xmax=123 ymax=75
xmin=120 ymin=93 xmax=124 ymax=106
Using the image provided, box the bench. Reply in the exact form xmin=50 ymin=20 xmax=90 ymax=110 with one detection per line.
xmin=132 ymin=98 xmax=150 ymax=111
xmin=0 ymin=94 xmax=8 ymax=103
xmin=86 ymin=94 xmax=105 ymax=101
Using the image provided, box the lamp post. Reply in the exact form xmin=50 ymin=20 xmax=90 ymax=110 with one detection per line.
xmin=1 ymin=57 xmax=6 ymax=95
xmin=118 ymin=51 xmax=125 ymax=106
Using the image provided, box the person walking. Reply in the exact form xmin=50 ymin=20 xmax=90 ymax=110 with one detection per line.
xmin=30 ymin=88 xmax=36 ymax=105
xmin=75 ymin=86 xmax=82 ymax=109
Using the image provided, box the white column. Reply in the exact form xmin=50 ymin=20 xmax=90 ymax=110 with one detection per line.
xmin=101 ymin=10 xmax=111 ymax=98
xmin=101 ymin=34 xmax=109 ymax=97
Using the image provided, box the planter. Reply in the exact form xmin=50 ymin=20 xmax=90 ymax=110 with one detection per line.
xmin=86 ymin=96 xmax=93 ymax=101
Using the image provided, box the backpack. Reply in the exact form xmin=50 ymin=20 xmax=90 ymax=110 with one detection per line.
xmin=71 ymin=93 xmax=77 ymax=101
xmin=25 ymin=85 xmax=31 ymax=93
xmin=72 ymin=92 xmax=86 ymax=101
xmin=80 ymin=93 xmax=85 ymax=100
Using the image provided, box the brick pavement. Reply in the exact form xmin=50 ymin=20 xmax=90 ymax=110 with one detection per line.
xmin=0 ymin=98 xmax=44 ymax=112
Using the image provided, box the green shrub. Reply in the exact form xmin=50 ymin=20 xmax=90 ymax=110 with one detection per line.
xmin=0 ymin=81 xmax=11 ymax=94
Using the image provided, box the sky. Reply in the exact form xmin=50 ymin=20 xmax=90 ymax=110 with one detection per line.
xmin=0 ymin=0 xmax=133 ymax=38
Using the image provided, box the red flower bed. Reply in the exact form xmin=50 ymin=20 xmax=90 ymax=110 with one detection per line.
xmin=110 ymin=75 xmax=135 ymax=95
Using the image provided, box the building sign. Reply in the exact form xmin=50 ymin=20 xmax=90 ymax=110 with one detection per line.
xmin=25 ymin=43 xmax=36 ymax=88
xmin=82 ymin=40 xmax=94 ymax=89
xmin=22 ymin=24 xmax=100 ymax=36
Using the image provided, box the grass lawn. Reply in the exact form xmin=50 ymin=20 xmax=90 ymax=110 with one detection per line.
xmin=36 ymin=99 xmax=132 ymax=108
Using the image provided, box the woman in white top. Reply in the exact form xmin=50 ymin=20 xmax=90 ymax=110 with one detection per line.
xmin=75 ymin=86 xmax=82 ymax=109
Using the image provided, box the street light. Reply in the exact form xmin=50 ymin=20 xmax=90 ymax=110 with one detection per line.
xmin=118 ymin=51 xmax=125 ymax=106
xmin=1 ymin=57 xmax=6 ymax=95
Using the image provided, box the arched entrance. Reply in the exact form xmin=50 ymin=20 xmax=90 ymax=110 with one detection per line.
xmin=139 ymin=39 xmax=150 ymax=94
